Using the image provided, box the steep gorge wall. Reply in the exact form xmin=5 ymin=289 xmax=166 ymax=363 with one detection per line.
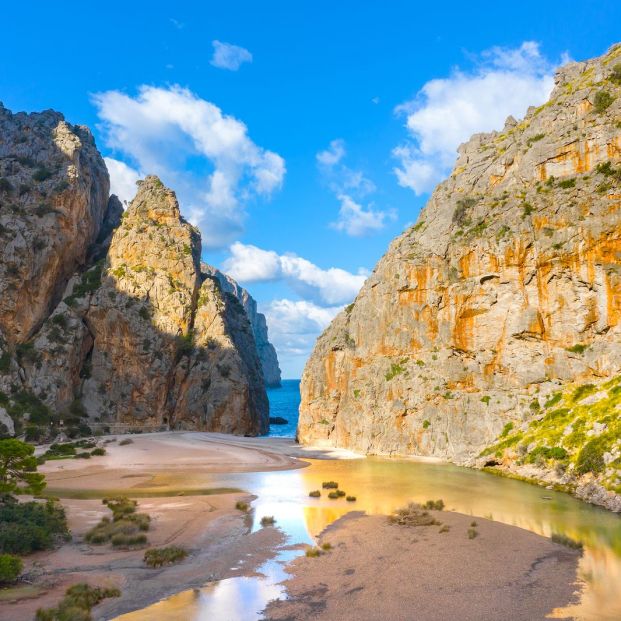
xmin=0 ymin=106 xmax=269 ymax=438
xmin=299 ymin=45 xmax=621 ymax=508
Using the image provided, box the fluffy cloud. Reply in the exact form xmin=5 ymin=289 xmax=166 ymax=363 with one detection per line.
xmin=104 ymin=157 xmax=141 ymax=205
xmin=331 ymin=194 xmax=395 ymax=237
xmin=210 ymin=41 xmax=253 ymax=71
xmin=222 ymin=242 xmax=367 ymax=306
xmin=263 ymin=299 xmax=342 ymax=358
xmin=93 ymin=85 xmax=285 ymax=248
xmin=317 ymin=138 xmax=394 ymax=235
xmin=393 ymin=41 xmax=560 ymax=195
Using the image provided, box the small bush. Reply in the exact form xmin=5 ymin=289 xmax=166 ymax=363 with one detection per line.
xmin=327 ymin=491 xmax=339 ymax=499
xmin=336 ymin=490 xmax=346 ymax=497
xmin=321 ymin=481 xmax=338 ymax=489
xmin=144 ymin=546 xmax=188 ymax=568
xmin=111 ymin=533 xmax=147 ymax=548
xmin=467 ymin=527 xmax=478 ymax=539
xmin=320 ymin=542 xmax=332 ymax=551
xmin=309 ymin=490 xmax=321 ymax=498
xmin=119 ymin=438 xmax=133 ymax=446
xmin=439 ymin=525 xmax=450 ymax=533
xmin=35 ymin=583 xmax=120 ymax=621
xmin=305 ymin=547 xmax=321 ymax=558
xmin=85 ymin=497 xmax=149 ymax=546
xmin=551 ymin=533 xmax=583 ymax=550
xmin=422 ymin=419 xmax=431 ymax=429
xmin=0 ymin=553 xmax=23 ymax=583
xmin=557 ymin=178 xmax=576 ymax=189
xmin=90 ymin=448 xmax=106 ymax=456
xmin=594 ymin=90 xmax=614 ymax=113
xmin=389 ymin=503 xmax=440 ymax=527
xmin=610 ymin=63 xmax=621 ymax=85
xmin=470 ymin=521 xmax=478 ymax=527
xmin=575 ymin=439 xmax=605 ymax=475
xmin=423 ymin=499 xmax=445 ymax=511
xmin=32 ymin=167 xmax=52 ymax=182
xmin=260 ymin=516 xmax=275 ymax=527
xmin=346 ymin=496 xmax=356 ymax=502
xmin=235 ymin=501 xmax=249 ymax=512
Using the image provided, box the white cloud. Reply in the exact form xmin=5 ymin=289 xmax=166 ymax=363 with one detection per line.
xmin=316 ymin=139 xmax=346 ymax=166
xmin=93 ymin=85 xmax=285 ymax=248
xmin=210 ymin=40 xmax=253 ymax=71
xmin=316 ymin=138 xmax=393 ymax=236
xmin=331 ymin=194 xmax=395 ymax=237
xmin=222 ymin=241 xmax=367 ymax=306
xmin=263 ymin=299 xmax=342 ymax=359
xmin=104 ymin=157 xmax=141 ymax=206
xmin=393 ymin=41 xmax=559 ymax=195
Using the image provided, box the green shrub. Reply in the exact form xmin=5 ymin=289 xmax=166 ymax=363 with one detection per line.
xmin=566 ymin=343 xmax=587 ymax=354
xmin=119 ymin=438 xmax=133 ymax=446
xmin=309 ymin=490 xmax=321 ymax=498
xmin=571 ymin=383 xmax=595 ymax=402
xmin=235 ymin=501 xmax=249 ymax=512
xmin=385 ymin=362 xmax=405 ymax=381
xmin=594 ymin=90 xmax=614 ymax=113
xmin=423 ymin=499 xmax=445 ymax=511
xmin=500 ymin=422 xmax=514 ymax=438
xmin=32 ymin=167 xmax=52 ymax=182
xmin=480 ymin=396 xmax=491 ymax=406
xmin=422 ymin=419 xmax=431 ymax=429
xmin=0 ymin=553 xmax=22 ymax=583
xmin=321 ymin=481 xmax=338 ymax=489
xmin=144 ymin=546 xmax=188 ymax=568
xmin=320 ymin=542 xmax=332 ymax=551
xmin=346 ymin=496 xmax=356 ymax=502
xmin=305 ymin=547 xmax=321 ymax=557
xmin=0 ymin=438 xmax=46 ymax=496
xmin=0 ymin=498 xmax=69 ymax=555
xmin=610 ymin=64 xmax=621 ymax=85
xmin=389 ymin=503 xmax=440 ymax=527
xmin=90 ymin=448 xmax=106 ymax=457
xmin=467 ymin=527 xmax=478 ymax=539
xmin=557 ymin=178 xmax=576 ymax=189
xmin=0 ymin=177 xmax=13 ymax=193
xmin=35 ymin=583 xmax=120 ymax=621
xmin=327 ymin=491 xmax=339 ymax=499
xmin=85 ymin=497 xmax=149 ymax=546
xmin=111 ymin=533 xmax=147 ymax=548
xmin=551 ymin=533 xmax=583 ymax=550
xmin=575 ymin=439 xmax=605 ymax=475
xmin=544 ymin=392 xmax=562 ymax=408
xmin=260 ymin=516 xmax=276 ymax=527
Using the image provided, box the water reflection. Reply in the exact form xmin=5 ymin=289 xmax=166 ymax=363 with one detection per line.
xmin=114 ymin=457 xmax=621 ymax=620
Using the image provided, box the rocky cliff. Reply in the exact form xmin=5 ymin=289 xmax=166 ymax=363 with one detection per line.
xmin=204 ymin=265 xmax=282 ymax=387
xmin=299 ymin=45 xmax=621 ymax=509
xmin=0 ymin=106 xmax=269 ymax=439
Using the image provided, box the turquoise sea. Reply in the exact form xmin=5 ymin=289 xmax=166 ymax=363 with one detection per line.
xmin=267 ymin=379 xmax=300 ymax=438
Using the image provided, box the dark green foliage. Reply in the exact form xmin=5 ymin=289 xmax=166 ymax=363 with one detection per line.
xmin=610 ymin=63 xmax=621 ymax=85
xmin=572 ymin=384 xmax=595 ymax=402
xmin=0 ymin=553 xmax=22 ymax=583
xmin=526 ymin=133 xmax=545 ymax=147
xmin=385 ymin=362 xmax=405 ymax=380
xmin=327 ymin=491 xmax=339 ymax=499
xmin=85 ymin=497 xmax=150 ymax=547
xmin=321 ymin=481 xmax=338 ymax=489
xmin=521 ymin=202 xmax=534 ymax=218
xmin=64 ymin=263 xmax=103 ymax=306
xmin=544 ymin=392 xmax=562 ymax=409
xmin=309 ymin=490 xmax=321 ymax=498
xmin=32 ymin=167 xmax=52 ymax=182
xmin=0 ymin=439 xmax=46 ymax=496
xmin=566 ymin=343 xmax=587 ymax=354
xmin=138 ymin=306 xmax=150 ymax=321
xmin=557 ymin=178 xmax=576 ymax=189
xmin=260 ymin=516 xmax=276 ymax=527
xmin=551 ymin=533 xmax=583 ymax=550
xmin=527 ymin=446 xmax=568 ymax=463
xmin=453 ymin=197 xmax=477 ymax=225
xmin=346 ymin=496 xmax=357 ymax=502
xmin=235 ymin=501 xmax=249 ymax=511
xmin=0 ymin=351 xmax=10 ymax=372
xmin=15 ymin=342 xmax=38 ymax=364
xmin=500 ymin=422 xmax=514 ymax=438
xmin=422 ymin=499 xmax=445 ymax=510
xmin=35 ymin=582 xmax=121 ymax=621
xmin=144 ymin=546 xmax=188 ymax=568
xmin=594 ymin=90 xmax=614 ymax=113
xmin=0 ymin=177 xmax=13 ymax=193
xmin=576 ymin=439 xmax=605 ymax=475
xmin=0 ymin=497 xmax=69 ymax=555
xmin=422 ymin=419 xmax=431 ymax=428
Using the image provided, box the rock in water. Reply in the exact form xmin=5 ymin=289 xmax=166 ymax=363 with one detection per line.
xmin=204 ymin=266 xmax=282 ymax=387
xmin=0 ymin=106 xmax=269 ymax=438
xmin=299 ymin=45 xmax=621 ymax=508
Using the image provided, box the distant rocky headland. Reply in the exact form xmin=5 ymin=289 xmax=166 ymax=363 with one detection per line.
xmin=0 ymin=104 xmax=280 ymax=440
xmin=299 ymin=44 xmax=621 ymax=511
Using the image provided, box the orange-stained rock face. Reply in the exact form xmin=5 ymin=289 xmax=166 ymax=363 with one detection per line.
xmin=298 ymin=44 xmax=621 ymax=462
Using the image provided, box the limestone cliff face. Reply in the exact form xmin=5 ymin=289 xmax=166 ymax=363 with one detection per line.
xmin=0 ymin=106 xmax=269 ymax=438
xmin=204 ymin=265 xmax=282 ymax=387
xmin=0 ymin=104 xmax=109 ymax=344
xmin=299 ymin=45 xmax=621 ymax=506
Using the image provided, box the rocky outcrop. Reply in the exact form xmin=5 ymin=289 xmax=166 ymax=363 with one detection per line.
xmin=204 ymin=265 xmax=282 ymax=386
xmin=299 ymin=45 xmax=621 ymax=507
xmin=0 ymin=104 xmax=109 ymax=344
xmin=0 ymin=106 xmax=269 ymax=439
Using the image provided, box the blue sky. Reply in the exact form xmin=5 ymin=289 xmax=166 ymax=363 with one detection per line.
xmin=1 ymin=1 xmax=620 ymax=377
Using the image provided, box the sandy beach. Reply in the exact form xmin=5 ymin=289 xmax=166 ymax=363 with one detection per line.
xmin=1 ymin=432 xmax=584 ymax=621
xmin=264 ymin=511 xmax=582 ymax=621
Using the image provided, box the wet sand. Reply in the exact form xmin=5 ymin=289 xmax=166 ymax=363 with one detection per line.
xmin=264 ymin=511 xmax=583 ymax=621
